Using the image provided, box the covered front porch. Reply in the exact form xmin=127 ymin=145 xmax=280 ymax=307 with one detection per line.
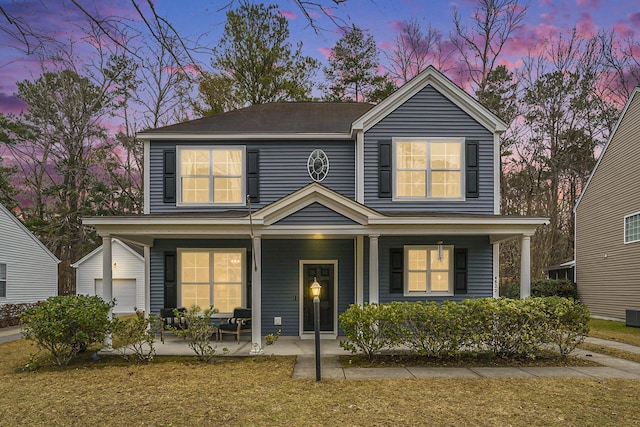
xmin=84 ymin=184 xmax=548 ymax=354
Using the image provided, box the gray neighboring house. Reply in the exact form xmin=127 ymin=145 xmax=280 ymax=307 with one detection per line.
xmin=574 ymin=86 xmax=640 ymax=321
xmin=0 ymin=203 xmax=60 ymax=305
xmin=72 ymin=238 xmax=145 ymax=314
xmin=84 ymin=66 xmax=547 ymax=352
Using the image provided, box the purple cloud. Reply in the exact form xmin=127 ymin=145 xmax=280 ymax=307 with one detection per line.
xmin=280 ymin=10 xmax=297 ymax=20
xmin=0 ymin=93 xmax=27 ymax=115
xmin=629 ymin=12 xmax=640 ymax=28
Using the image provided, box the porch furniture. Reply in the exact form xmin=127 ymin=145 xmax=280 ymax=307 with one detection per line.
xmin=159 ymin=307 xmax=187 ymax=343
xmin=217 ymin=308 xmax=252 ymax=343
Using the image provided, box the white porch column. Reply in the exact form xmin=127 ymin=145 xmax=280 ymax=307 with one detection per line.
xmin=250 ymin=236 xmax=262 ymax=355
xmin=144 ymin=245 xmax=151 ymax=317
xmin=492 ymin=242 xmax=500 ymax=298
xmin=520 ymin=235 xmax=531 ymax=298
xmin=368 ymin=235 xmax=379 ymax=304
xmin=102 ymin=235 xmax=113 ymax=349
xmin=355 ymin=236 xmax=364 ymax=306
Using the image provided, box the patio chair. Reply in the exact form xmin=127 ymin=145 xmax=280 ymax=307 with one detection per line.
xmin=159 ymin=307 xmax=187 ymax=343
xmin=217 ymin=308 xmax=252 ymax=343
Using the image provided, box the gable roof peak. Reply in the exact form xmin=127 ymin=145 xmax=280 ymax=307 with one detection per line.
xmin=351 ymin=65 xmax=508 ymax=134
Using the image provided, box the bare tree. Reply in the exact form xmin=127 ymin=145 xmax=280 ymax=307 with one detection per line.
xmin=451 ymin=0 xmax=528 ymax=93
xmin=387 ymin=18 xmax=453 ymax=84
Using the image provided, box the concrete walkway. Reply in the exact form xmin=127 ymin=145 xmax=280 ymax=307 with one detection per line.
xmin=0 ymin=325 xmax=21 ymax=344
xmin=292 ymin=350 xmax=640 ymax=380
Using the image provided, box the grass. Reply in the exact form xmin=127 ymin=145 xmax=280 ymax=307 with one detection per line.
xmin=579 ymin=342 xmax=640 ymax=364
xmin=588 ymin=319 xmax=640 ymax=346
xmin=1 ymin=339 xmax=640 ymax=426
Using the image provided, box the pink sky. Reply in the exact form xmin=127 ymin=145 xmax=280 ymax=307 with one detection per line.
xmin=0 ymin=0 xmax=639 ymax=115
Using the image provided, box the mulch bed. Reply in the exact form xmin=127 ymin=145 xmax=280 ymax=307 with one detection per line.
xmin=340 ymin=350 xmax=600 ymax=368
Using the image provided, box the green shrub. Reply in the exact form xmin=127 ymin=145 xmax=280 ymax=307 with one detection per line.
xmin=540 ymin=296 xmax=590 ymax=356
xmin=502 ymin=279 xmax=577 ymax=299
xmin=0 ymin=302 xmax=40 ymax=327
xmin=20 ymin=295 xmax=113 ymax=366
xmin=338 ymin=303 xmax=398 ymax=359
xmin=485 ymin=298 xmax=549 ymax=358
xmin=110 ymin=310 xmax=157 ymax=363
xmin=395 ymin=301 xmax=466 ymax=358
xmin=531 ymin=279 xmax=577 ymax=299
xmin=171 ymin=306 xmax=226 ymax=362
xmin=339 ymin=298 xmax=590 ymax=360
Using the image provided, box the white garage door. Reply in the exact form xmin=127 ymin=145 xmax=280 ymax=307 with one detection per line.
xmin=95 ymin=279 xmax=137 ymax=313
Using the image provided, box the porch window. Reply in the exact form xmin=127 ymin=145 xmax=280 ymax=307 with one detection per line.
xmin=625 ymin=212 xmax=640 ymax=244
xmin=394 ymin=138 xmax=463 ymax=200
xmin=405 ymin=245 xmax=453 ymax=295
xmin=178 ymin=147 xmax=244 ymax=205
xmin=0 ymin=263 xmax=6 ymax=298
xmin=179 ymin=249 xmax=244 ymax=314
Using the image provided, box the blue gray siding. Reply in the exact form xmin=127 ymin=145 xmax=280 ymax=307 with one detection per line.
xmin=364 ymin=85 xmax=495 ymax=213
xmin=373 ymin=235 xmax=493 ymax=303
xmin=275 ymin=202 xmax=359 ymax=225
xmin=261 ymin=239 xmax=354 ymax=336
xmin=149 ymin=140 xmax=355 ymax=214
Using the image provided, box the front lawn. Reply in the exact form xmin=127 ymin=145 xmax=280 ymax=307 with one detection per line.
xmin=1 ymin=339 xmax=639 ymax=426
xmin=588 ymin=319 xmax=640 ymax=346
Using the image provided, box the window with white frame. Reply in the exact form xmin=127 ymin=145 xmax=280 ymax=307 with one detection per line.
xmin=179 ymin=250 xmax=244 ymax=314
xmin=0 ymin=263 xmax=6 ymax=298
xmin=394 ymin=138 xmax=463 ymax=199
xmin=405 ymin=245 xmax=453 ymax=295
xmin=178 ymin=147 xmax=244 ymax=205
xmin=625 ymin=212 xmax=640 ymax=244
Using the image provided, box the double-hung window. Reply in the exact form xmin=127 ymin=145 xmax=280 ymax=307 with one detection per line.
xmin=625 ymin=212 xmax=640 ymax=244
xmin=0 ymin=263 xmax=6 ymax=298
xmin=178 ymin=147 xmax=245 ymax=205
xmin=394 ymin=138 xmax=464 ymax=200
xmin=405 ymin=245 xmax=453 ymax=296
xmin=179 ymin=249 xmax=245 ymax=314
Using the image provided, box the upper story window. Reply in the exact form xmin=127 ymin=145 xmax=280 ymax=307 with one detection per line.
xmin=177 ymin=147 xmax=245 ymax=205
xmin=625 ymin=212 xmax=640 ymax=244
xmin=405 ymin=245 xmax=453 ymax=296
xmin=0 ymin=263 xmax=6 ymax=298
xmin=393 ymin=138 xmax=464 ymax=200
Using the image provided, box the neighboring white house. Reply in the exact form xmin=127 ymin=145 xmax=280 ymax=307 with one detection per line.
xmin=72 ymin=238 xmax=145 ymax=314
xmin=0 ymin=203 xmax=60 ymax=304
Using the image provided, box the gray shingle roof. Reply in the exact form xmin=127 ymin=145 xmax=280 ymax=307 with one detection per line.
xmin=143 ymin=102 xmax=375 ymax=134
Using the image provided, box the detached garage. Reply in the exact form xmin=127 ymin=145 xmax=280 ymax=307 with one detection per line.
xmin=72 ymin=239 xmax=145 ymax=314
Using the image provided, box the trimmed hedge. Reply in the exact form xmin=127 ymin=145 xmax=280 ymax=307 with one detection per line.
xmin=0 ymin=302 xmax=40 ymax=327
xmin=339 ymin=297 xmax=589 ymax=359
xmin=502 ymin=279 xmax=577 ymax=299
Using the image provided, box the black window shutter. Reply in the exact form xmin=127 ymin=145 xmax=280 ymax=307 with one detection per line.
xmin=454 ymin=248 xmax=468 ymax=294
xmin=390 ymin=248 xmax=403 ymax=293
xmin=379 ymin=141 xmax=392 ymax=198
xmin=466 ymin=141 xmax=479 ymax=198
xmin=164 ymin=252 xmax=178 ymax=308
xmin=247 ymin=149 xmax=259 ymax=203
xmin=163 ymin=150 xmax=176 ymax=203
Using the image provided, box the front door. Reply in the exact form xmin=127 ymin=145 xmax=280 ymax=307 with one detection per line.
xmin=302 ymin=262 xmax=335 ymax=333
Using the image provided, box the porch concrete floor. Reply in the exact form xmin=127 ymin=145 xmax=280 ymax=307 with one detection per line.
xmin=153 ymin=334 xmax=353 ymax=357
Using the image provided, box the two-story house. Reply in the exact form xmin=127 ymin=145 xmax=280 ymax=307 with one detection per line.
xmin=84 ymin=67 xmax=547 ymax=352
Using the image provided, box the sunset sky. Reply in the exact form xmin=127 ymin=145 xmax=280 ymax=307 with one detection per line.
xmin=1 ymin=0 xmax=639 ymax=115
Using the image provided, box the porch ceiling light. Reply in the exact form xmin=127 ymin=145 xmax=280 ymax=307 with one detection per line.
xmin=310 ymin=278 xmax=322 ymax=299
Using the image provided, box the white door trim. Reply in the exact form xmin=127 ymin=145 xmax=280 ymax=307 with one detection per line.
xmin=299 ymin=259 xmax=338 ymax=338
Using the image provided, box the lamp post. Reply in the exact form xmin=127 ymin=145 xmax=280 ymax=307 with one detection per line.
xmin=310 ymin=278 xmax=322 ymax=382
